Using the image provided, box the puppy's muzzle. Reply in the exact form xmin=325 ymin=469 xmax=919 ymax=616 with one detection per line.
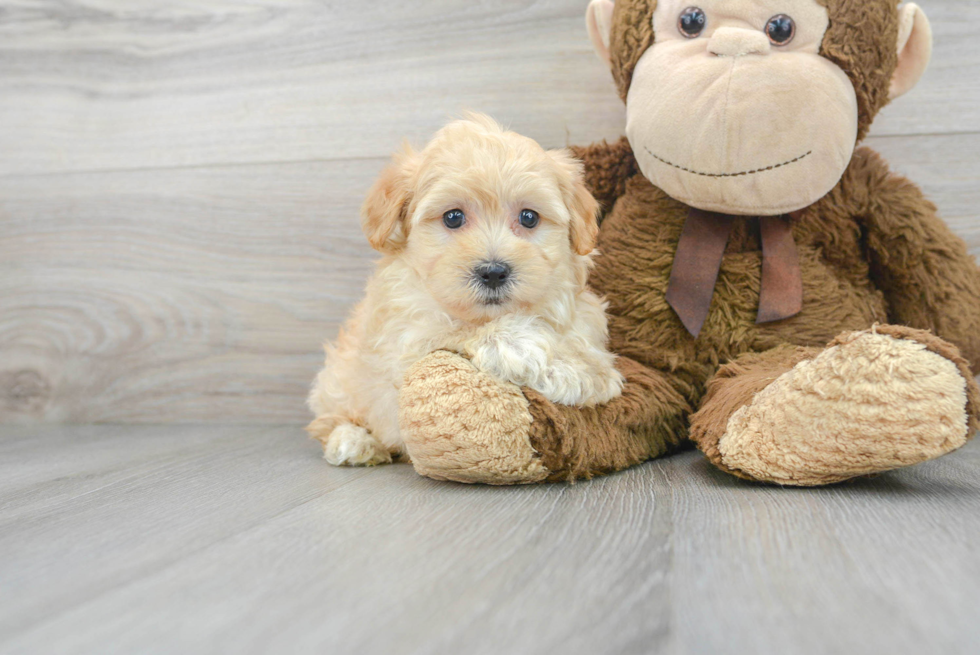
xmin=474 ymin=262 xmax=511 ymax=291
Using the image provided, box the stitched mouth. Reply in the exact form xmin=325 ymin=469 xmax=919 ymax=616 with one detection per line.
xmin=644 ymin=147 xmax=812 ymax=178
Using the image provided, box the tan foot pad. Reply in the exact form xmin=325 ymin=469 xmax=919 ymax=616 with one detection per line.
xmin=719 ymin=331 xmax=970 ymax=486
xmin=399 ymin=351 xmax=549 ymax=485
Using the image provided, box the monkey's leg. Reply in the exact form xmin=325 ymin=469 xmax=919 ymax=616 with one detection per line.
xmin=398 ymin=351 xmax=689 ymax=484
xmin=690 ymin=327 xmax=980 ymax=486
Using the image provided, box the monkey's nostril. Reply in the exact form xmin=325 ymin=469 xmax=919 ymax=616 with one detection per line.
xmin=475 ymin=262 xmax=511 ymax=290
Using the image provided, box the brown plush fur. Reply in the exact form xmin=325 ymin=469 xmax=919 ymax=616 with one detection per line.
xmin=608 ymin=0 xmax=656 ymax=103
xmin=526 ymin=357 xmax=689 ymax=481
xmin=570 ymin=137 xmax=638 ymax=222
xmin=819 ymin=0 xmax=900 ymax=142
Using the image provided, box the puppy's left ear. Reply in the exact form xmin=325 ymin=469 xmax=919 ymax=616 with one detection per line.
xmin=361 ymin=144 xmax=418 ymax=253
xmin=550 ymin=150 xmax=600 ymax=256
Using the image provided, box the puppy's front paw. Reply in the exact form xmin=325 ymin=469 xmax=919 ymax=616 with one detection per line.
xmin=470 ymin=320 xmax=551 ymax=388
xmin=538 ymin=360 xmax=625 ymax=406
xmin=587 ymin=364 xmax=627 ymax=405
xmin=321 ymin=423 xmax=392 ymax=467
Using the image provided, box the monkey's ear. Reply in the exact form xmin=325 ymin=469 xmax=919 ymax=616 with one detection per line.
xmin=889 ymin=3 xmax=932 ymax=100
xmin=360 ymin=145 xmax=418 ymax=253
xmin=586 ymin=0 xmax=615 ymax=69
xmin=551 ymin=150 xmax=600 ymax=256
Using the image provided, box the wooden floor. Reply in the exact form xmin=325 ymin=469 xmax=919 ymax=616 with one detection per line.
xmin=2 ymin=424 xmax=979 ymax=655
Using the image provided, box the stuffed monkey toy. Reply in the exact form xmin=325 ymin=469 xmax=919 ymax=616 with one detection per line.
xmin=398 ymin=0 xmax=980 ymax=486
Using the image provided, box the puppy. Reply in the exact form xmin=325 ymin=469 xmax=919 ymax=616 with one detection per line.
xmin=307 ymin=114 xmax=624 ymax=466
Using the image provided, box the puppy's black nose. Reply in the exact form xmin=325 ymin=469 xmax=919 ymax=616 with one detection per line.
xmin=475 ymin=262 xmax=511 ymax=290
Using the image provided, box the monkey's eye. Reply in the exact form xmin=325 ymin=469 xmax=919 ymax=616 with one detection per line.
xmin=677 ymin=7 xmax=707 ymax=38
xmin=443 ymin=209 xmax=465 ymax=229
xmin=765 ymin=15 xmax=795 ymax=45
xmin=519 ymin=209 xmax=540 ymax=229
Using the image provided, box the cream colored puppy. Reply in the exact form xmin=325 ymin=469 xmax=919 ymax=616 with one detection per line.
xmin=307 ymin=114 xmax=623 ymax=466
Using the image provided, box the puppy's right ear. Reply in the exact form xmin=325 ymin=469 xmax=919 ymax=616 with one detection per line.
xmin=361 ymin=145 xmax=418 ymax=253
xmin=550 ymin=149 xmax=601 ymax=256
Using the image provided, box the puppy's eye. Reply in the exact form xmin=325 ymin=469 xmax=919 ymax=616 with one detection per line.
xmin=519 ymin=209 xmax=540 ymax=229
xmin=765 ymin=15 xmax=795 ymax=45
xmin=443 ymin=209 xmax=465 ymax=229
xmin=678 ymin=7 xmax=707 ymax=38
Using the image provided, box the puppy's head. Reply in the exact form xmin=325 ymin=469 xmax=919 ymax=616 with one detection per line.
xmin=361 ymin=114 xmax=599 ymax=321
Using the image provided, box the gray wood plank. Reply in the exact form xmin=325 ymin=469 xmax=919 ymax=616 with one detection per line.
xmin=2 ymin=133 xmax=978 ymax=424
xmin=0 ymin=424 xmax=369 ymax=640
xmin=668 ymin=452 xmax=980 ymax=654
xmin=0 ymin=0 xmax=975 ymax=177
xmin=0 ymin=158 xmax=383 ymax=423
xmin=867 ymin=133 xmax=980 ymax=248
xmin=1 ymin=424 xmax=979 ymax=654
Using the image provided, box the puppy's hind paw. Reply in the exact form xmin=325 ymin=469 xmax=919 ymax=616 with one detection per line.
xmin=320 ymin=423 xmax=392 ymax=467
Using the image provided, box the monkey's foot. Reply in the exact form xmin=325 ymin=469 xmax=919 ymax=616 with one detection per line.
xmin=399 ymin=351 xmax=549 ymax=485
xmin=719 ymin=328 xmax=976 ymax=486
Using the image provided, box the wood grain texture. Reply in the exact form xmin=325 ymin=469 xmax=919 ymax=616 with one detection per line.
xmin=0 ymin=0 xmax=978 ymax=424
xmin=1 ymin=424 xmax=978 ymax=654
xmin=0 ymin=158 xmax=384 ymax=423
xmin=0 ymin=0 xmax=976 ymax=177
xmin=0 ymin=0 xmax=626 ymax=176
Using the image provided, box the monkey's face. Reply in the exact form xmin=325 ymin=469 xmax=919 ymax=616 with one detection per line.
xmin=626 ymin=0 xmax=856 ymax=215
xmin=587 ymin=0 xmax=932 ymax=216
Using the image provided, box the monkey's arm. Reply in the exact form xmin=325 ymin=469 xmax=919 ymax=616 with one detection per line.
xmin=523 ymin=356 xmax=688 ymax=480
xmin=858 ymin=149 xmax=980 ymax=370
xmin=399 ymin=352 xmax=689 ymax=483
xmin=569 ymin=137 xmax=638 ymax=222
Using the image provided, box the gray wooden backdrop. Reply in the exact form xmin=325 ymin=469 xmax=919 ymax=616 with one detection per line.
xmin=1 ymin=0 xmax=978 ymax=425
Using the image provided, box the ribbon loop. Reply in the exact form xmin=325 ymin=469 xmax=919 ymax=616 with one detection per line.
xmin=757 ymin=215 xmax=803 ymax=325
xmin=666 ymin=209 xmax=803 ymax=338
xmin=665 ymin=209 xmax=733 ymax=338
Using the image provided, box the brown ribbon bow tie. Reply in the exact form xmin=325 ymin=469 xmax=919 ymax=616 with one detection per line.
xmin=665 ymin=208 xmax=803 ymax=338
